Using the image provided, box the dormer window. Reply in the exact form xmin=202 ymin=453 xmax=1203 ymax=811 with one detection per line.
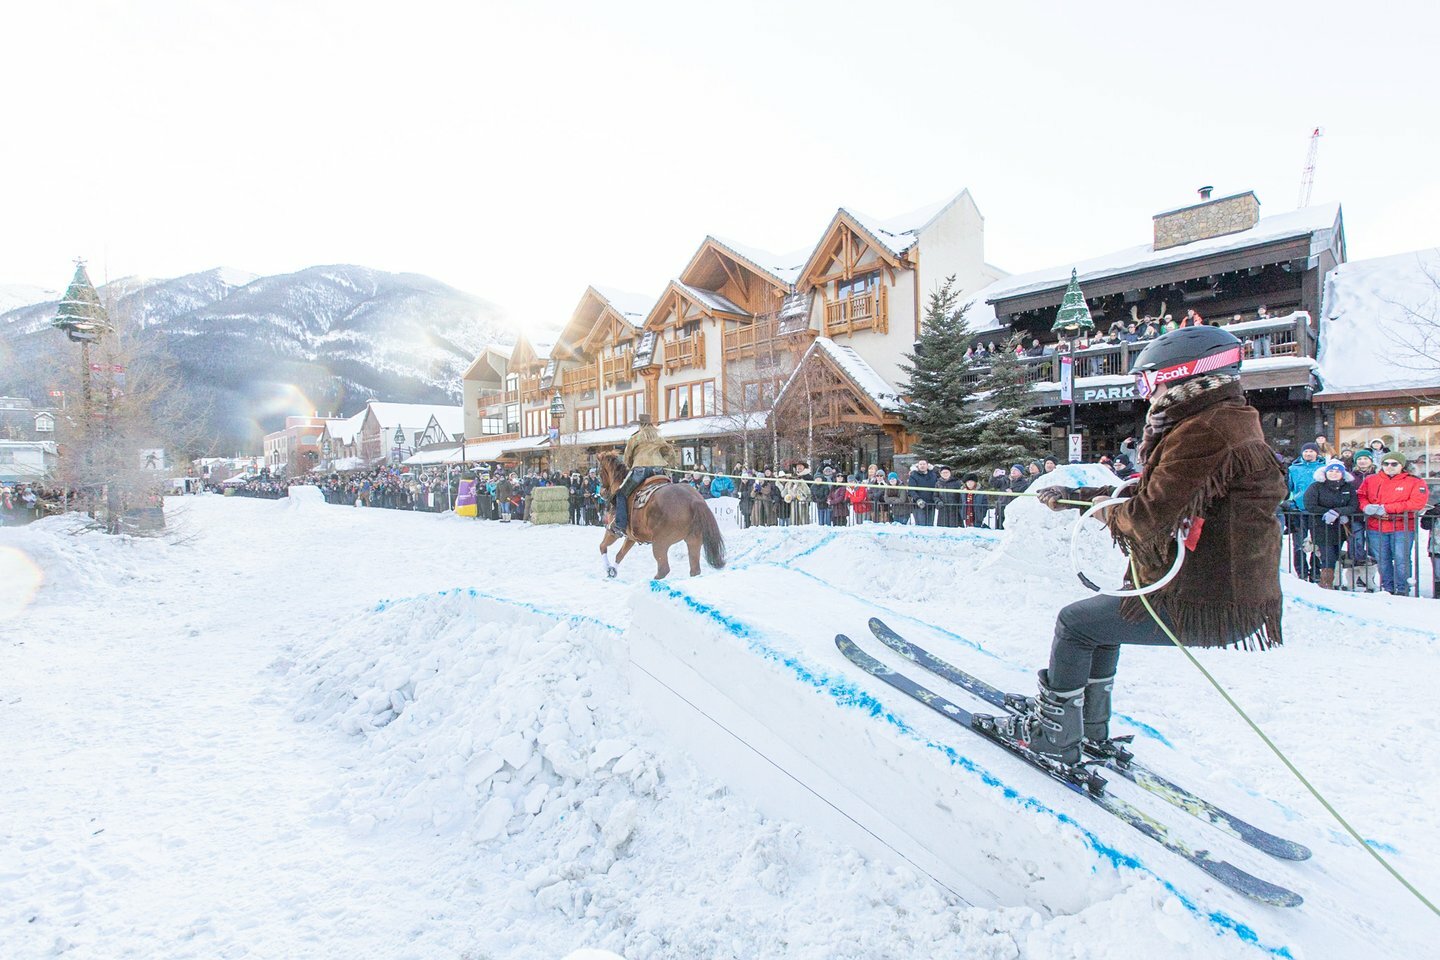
xmin=34 ymin=413 xmax=55 ymax=433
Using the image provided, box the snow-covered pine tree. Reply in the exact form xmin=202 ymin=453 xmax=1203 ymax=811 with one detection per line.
xmin=901 ymin=277 xmax=980 ymax=465
xmin=962 ymin=333 xmax=1051 ymax=471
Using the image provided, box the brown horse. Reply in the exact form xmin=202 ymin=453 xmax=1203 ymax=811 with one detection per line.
xmin=596 ymin=451 xmax=726 ymax=579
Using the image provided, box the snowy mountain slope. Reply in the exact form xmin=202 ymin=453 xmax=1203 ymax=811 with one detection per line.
xmin=0 ymin=265 xmax=510 ymax=451
xmin=0 ymin=283 xmax=57 ymax=316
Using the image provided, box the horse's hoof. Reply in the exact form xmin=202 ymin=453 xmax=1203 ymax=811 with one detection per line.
xmin=606 ymin=567 xmax=617 ymax=579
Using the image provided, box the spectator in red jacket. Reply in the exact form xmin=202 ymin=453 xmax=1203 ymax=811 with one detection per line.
xmin=1358 ymin=452 xmax=1431 ymax=595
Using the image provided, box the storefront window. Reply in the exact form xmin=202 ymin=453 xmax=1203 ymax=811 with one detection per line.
xmin=1336 ymin=402 xmax=1439 ymax=478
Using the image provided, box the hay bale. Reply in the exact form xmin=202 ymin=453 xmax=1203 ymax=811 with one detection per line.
xmin=529 ymin=486 xmax=571 ymax=525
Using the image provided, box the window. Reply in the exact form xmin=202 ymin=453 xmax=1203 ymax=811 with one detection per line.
xmin=577 ymin=407 xmax=599 ymax=431
xmin=504 ymin=403 xmax=520 ymax=434
xmin=605 ymin=390 xmax=643 ymax=426
xmin=34 ymin=414 xmax=55 ymax=433
xmin=504 ymin=373 xmax=519 ymax=397
xmin=479 ymin=416 xmax=506 ymax=436
xmin=838 ymin=271 xmax=879 ymax=300
xmin=1335 ymin=401 xmax=1440 ymax=478
xmin=665 ymin=379 xmax=716 ymax=420
xmin=681 ymin=319 xmax=701 ymax=339
xmin=741 ymin=378 xmax=779 ymax=411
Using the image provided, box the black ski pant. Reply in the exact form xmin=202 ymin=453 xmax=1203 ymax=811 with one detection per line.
xmin=1047 ymin=594 xmax=1177 ymax=691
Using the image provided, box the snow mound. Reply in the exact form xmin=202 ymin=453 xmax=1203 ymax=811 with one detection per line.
xmin=282 ymin=484 xmax=325 ymax=511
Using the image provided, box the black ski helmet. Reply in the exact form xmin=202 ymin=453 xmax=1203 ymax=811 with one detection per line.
xmin=1130 ymin=325 xmax=1244 ymax=399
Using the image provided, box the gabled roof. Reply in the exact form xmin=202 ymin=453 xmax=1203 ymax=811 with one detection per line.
xmin=775 ymin=337 xmax=904 ymax=414
xmin=557 ymin=285 xmax=652 ymax=358
xmin=462 ymin=343 xmax=513 ymax=382
xmin=643 ymin=279 xmax=751 ymax=330
xmin=508 ymin=333 xmax=554 ymax=370
xmin=365 ymin=402 xmax=465 ymax=438
xmin=795 ymin=210 xmax=908 ymax=290
xmin=684 ymin=236 xmax=806 ymax=290
xmin=323 ymin=411 xmax=366 ymax=446
xmin=962 ymin=202 xmax=1344 ymax=332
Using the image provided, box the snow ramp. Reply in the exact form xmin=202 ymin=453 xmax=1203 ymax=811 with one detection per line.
xmin=627 ymin=535 xmax=1385 ymax=959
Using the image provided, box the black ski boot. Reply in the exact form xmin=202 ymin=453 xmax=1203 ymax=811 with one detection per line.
xmin=990 ymin=670 xmax=1085 ymax=766
xmin=1080 ymin=673 xmax=1134 ymax=765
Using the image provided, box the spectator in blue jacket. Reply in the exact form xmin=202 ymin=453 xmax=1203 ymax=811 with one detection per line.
xmin=1286 ymin=442 xmax=1322 ymax=582
xmin=709 ymin=473 xmax=735 ymax=499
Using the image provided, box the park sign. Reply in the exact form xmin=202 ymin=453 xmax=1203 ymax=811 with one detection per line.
xmin=1077 ymin=383 xmax=1139 ymax=403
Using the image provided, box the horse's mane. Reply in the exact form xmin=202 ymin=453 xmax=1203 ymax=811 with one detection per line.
xmin=597 ymin=451 xmax=626 ymax=491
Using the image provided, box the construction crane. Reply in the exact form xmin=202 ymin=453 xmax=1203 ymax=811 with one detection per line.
xmin=1297 ymin=127 xmax=1323 ymax=208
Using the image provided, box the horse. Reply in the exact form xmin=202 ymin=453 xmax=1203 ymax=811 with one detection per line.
xmin=596 ymin=451 xmax=726 ymax=579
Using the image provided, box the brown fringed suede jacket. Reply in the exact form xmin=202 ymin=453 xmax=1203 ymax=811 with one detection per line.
xmin=1077 ymin=382 xmax=1288 ymax=650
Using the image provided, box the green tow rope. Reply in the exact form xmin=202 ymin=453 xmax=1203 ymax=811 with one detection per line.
xmin=1131 ymin=557 xmax=1440 ymax=918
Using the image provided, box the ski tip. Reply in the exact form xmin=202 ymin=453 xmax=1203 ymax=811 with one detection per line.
xmin=867 ymin=616 xmax=885 ymax=630
xmin=1202 ymin=858 xmax=1304 ymax=908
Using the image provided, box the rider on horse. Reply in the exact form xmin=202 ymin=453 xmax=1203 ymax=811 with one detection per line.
xmin=610 ymin=413 xmax=676 ymax=538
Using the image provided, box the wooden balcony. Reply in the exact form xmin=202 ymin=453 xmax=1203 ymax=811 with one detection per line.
xmin=823 ymin=285 xmax=889 ymax=338
xmin=562 ymin=364 xmax=599 ymax=396
xmin=960 ymin=313 xmax=1315 ymax=396
xmin=519 ymin=376 xmax=544 ymax=405
xmin=601 ymin=353 xmax=633 ymax=386
xmin=663 ymin=330 xmax=706 ymax=372
xmin=723 ymin=317 xmax=807 ymax=361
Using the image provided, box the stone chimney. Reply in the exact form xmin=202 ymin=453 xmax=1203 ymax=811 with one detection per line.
xmin=1153 ymin=190 xmax=1259 ymax=251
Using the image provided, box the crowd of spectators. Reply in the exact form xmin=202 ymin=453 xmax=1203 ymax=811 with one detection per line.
xmin=0 ymin=483 xmax=70 ymax=525
xmin=1279 ymin=437 xmax=1436 ymax=596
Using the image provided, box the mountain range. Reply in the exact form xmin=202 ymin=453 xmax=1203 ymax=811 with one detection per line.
xmin=0 ymin=265 xmax=512 ymax=452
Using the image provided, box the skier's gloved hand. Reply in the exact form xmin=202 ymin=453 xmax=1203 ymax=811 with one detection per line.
xmin=1339 ymin=514 xmax=1350 ymax=524
xmin=1036 ymin=487 xmax=1075 ymax=512
xmin=1323 ymin=509 xmax=1340 ymax=525
xmin=1363 ymin=503 xmax=1385 ymax=516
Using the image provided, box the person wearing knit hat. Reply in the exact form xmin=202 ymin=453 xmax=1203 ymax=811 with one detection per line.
xmin=1304 ymin=458 xmax=1359 ymax=589
xmin=1358 ymin=449 xmax=1430 ymax=594
xmin=1286 ymin=442 xmax=1324 ymax=582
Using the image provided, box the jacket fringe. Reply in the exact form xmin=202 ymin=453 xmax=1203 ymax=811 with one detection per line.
xmin=1114 ymin=438 xmax=1286 ymax=649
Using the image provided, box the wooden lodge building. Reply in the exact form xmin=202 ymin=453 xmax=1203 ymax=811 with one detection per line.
xmin=454 ymin=191 xmax=1003 ymax=472
xmin=962 ymin=191 xmax=1346 ymax=462
xmin=434 ymin=186 xmax=1358 ymax=475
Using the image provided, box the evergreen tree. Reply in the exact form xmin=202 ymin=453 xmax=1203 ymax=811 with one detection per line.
xmin=900 ymin=277 xmax=981 ymax=465
xmin=961 ymin=333 xmax=1051 ymax=471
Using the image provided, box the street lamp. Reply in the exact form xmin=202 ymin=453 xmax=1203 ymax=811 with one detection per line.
xmin=393 ymin=424 xmax=405 ymax=463
xmin=548 ymin=390 xmax=565 ymax=470
xmin=1052 ymin=268 xmax=1094 ymax=462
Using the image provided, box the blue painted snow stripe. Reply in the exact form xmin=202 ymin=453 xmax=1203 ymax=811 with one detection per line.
xmin=1286 ymin=594 xmax=1437 ymax=639
xmin=649 ymin=580 xmax=1295 ymax=959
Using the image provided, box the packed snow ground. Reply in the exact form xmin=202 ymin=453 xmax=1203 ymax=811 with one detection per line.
xmin=1 ymin=489 xmax=1436 ymax=959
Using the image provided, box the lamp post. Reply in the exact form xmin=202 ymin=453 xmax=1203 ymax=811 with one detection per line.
xmin=548 ymin=390 xmax=565 ymax=471
xmin=392 ymin=424 xmax=405 ymax=464
xmin=1051 ymin=269 xmax=1094 ymax=462
xmin=322 ymin=436 xmax=332 ymax=470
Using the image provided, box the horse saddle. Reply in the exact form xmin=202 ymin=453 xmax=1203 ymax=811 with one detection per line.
xmin=630 ymin=475 xmax=671 ymax=513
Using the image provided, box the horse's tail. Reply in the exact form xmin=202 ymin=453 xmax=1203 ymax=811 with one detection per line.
xmin=698 ymin=499 xmax=726 ymax=569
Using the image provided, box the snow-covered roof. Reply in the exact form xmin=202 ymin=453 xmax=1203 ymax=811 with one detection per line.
xmin=842 ymin=197 xmax=956 ymax=259
xmin=591 ymin=285 xmax=653 ymax=326
xmin=780 ymin=338 xmax=904 ymax=413
xmin=963 ymin=202 xmax=1344 ymax=332
xmin=706 ymin=236 xmax=808 ymax=288
xmin=403 ymin=444 xmax=464 ymax=466
xmin=674 ymin=281 xmax=749 ymax=317
xmin=366 ymin=402 xmax=464 ymax=438
xmin=324 ymin=413 xmax=366 ymax=446
xmin=1317 ymin=248 xmax=1440 ymax=396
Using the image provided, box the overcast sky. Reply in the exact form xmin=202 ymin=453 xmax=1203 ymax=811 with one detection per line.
xmin=5 ymin=0 xmax=1437 ymax=334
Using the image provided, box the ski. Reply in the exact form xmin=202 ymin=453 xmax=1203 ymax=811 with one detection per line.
xmin=836 ymin=634 xmax=1303 ymax=908
xmin=868 ymin=617 xmax=1311 ymax=863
